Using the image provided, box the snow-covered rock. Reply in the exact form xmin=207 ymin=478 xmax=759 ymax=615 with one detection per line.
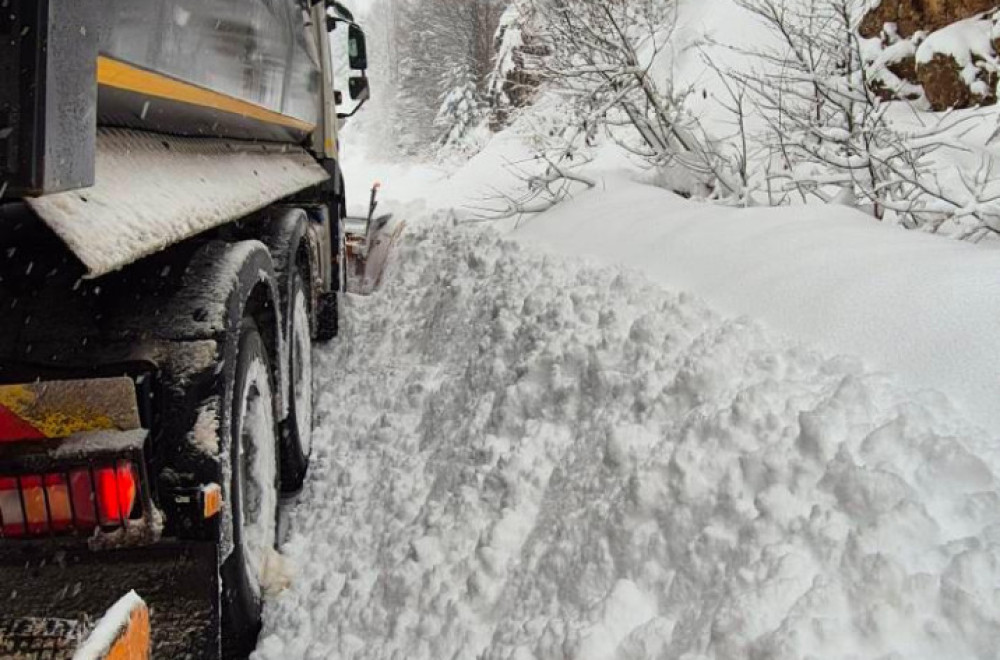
xmin=863 ymin=2 xmax=1000 ymax=109
xmin=860 ymin=0 xmax=1000 ymax=39
xmin=915 ymin=11 xmax=1000 ymax=109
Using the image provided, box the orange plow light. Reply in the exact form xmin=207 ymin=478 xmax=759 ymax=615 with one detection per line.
xmin=74 ymin=592 xmax=150 ymax=660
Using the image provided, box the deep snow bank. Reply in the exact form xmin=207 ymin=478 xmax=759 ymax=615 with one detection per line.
xmin=255 ymin=218 xmax=999 ymax=660
xmin=517 ymin=178 xmax=1000 ymax=434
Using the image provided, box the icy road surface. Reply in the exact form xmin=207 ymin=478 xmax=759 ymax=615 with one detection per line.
xmin=254 ymin=218 xmax=1000 ymax=660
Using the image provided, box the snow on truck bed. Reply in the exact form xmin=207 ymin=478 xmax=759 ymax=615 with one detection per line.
xmin=254 ymin=211 xmax=1000 ymax=659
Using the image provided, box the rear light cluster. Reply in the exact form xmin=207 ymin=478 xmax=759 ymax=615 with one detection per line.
xmin=0 ymin=461 xmax=139 ymax=538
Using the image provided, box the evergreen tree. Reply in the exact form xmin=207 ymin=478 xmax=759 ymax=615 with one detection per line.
xmin=360 ymin=0 xmax=507 ymax=155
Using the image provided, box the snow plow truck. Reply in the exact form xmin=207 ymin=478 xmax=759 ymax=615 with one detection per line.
xmin=0 ymin=1 xmax=375 ymax=657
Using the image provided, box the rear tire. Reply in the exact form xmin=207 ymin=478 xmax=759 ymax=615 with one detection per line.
xmin=221 ymin=319 xmax=279 ymax=659
xmin=280 ymin=272 xmax=313 ymax=492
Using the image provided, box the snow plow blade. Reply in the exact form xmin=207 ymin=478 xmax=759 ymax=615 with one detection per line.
xmin=343 ymin=182 xmax=405 ymax=295
xmin=0 ymin=591 xmax=149 ymax=659
xmin=344 ymin=213 xmax=405 ymax=295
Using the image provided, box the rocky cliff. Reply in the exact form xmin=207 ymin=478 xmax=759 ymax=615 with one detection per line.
xmin=861 ymin=0 xmax=1000 ymax=38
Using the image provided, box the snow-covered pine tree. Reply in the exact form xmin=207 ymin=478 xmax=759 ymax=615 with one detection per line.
xmin=436 ymin=61 xmax=482 ymax=148
xmin=393 ymin=0 xmax=444 ymax=154
xmin=365 ymin=0 xmax=506 ymax=155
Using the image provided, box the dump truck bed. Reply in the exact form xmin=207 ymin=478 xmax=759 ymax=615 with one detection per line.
xmin=1 ymin=0 xmax=327 ymax=198
xmin=96 ymin=0 xmax=322 ymax=143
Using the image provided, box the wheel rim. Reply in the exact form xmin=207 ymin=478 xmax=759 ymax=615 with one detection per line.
xmin=291 ymin=287 xmax=314 ymax=457
xmin=237 ymin=355 xmax=278 ymax=600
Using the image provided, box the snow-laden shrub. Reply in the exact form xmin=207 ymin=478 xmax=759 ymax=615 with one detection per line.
xmin=505 ymin=0 xmax=745 ymax=206
xmin=732 ymin=0 xmax=1000 ymax=238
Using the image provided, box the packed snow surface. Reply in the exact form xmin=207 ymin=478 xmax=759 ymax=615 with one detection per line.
xmin=255 ymin=216 xmax=1000 ymax=660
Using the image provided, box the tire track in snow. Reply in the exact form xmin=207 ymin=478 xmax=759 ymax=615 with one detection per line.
xmin=254 ymin=218 xmax=1000 ymax=660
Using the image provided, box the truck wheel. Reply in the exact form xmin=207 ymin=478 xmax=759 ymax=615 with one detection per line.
xmin=221 ymin=319 xmax=279 ymax=659
xmin=280 ymin=271 xmax=313 ymax=492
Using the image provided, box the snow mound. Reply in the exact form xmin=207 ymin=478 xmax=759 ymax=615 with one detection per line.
xmin=255 ymin=219 xmax=999 ymax=660
xmin=518 ymin=177 xmax=1000 ymax=434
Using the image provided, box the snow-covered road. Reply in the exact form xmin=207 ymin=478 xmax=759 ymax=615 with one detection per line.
xmin=253 ymin=216 xmax=1000 ymax=660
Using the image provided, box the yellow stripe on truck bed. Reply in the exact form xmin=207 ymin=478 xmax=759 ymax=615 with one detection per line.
xmin=97 ymin=55 xmax=316 ymax=133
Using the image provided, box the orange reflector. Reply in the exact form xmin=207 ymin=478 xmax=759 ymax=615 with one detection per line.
xmin=202 ymin=483 xmax=222 ymax=520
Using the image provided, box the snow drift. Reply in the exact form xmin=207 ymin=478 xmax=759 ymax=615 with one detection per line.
xmin=254 ymin=218 xmax=1000 ymax=660
xmin=517 ymin=177 xmax=1000 ymax=434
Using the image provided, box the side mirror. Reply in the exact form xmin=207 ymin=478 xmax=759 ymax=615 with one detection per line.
xmin=348 ymin=24 xmax=368 ymax=71
xmin=338 ymin=77 xmax=370 ymax=118
xmin=348 ymin=76 xmax=369 ymax=102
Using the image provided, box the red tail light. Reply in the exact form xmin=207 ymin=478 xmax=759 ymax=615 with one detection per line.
xmin=0 ymin=462 xmax=141 ymax=539
xmin=70 ymin=468 xmax=97 ymax=527
xmin=96 ymin=463 xmax=138 ymax=526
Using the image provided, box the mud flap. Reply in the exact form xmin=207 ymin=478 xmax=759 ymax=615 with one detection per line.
xmin=0 ymin=542 xmax=220 ymax=658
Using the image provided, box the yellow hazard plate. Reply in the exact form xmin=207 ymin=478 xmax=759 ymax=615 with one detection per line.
xmin=0 ymin=377 xmax=141 ymax=442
